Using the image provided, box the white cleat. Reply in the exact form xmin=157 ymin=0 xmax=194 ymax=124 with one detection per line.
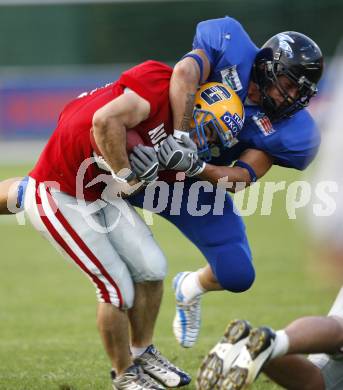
xmin=221 ymin=326 xmax=276 ymax=390
xmin=134 ymin=344 xmax=191 ymax=387
xmin=172 ymin=272 xmax=201 ymax=348
xmin=111 ymin=364 xmax=165 ymax=389
xmin=196 ymin=319 xmax=252 ymax=390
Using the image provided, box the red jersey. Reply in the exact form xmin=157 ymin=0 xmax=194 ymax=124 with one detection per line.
xmin=30 ymin=61 xmax=175 ymax=201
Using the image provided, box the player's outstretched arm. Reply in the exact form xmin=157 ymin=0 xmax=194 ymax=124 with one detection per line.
xmin=170 ymin=50 xmax=210 ymax=134
xmin=198 ymin=149 xmax=274 ymax=192
xmin=92 ymin=91 xmax=150 ymax=180
xmin=0 ymin=177 xmax=23 ymax=214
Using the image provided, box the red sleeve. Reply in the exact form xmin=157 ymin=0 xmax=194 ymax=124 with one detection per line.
xmin=118 ymin=60 xmax=173 ymax=117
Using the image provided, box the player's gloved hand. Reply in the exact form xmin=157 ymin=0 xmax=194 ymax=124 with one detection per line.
xmin=129 ymin=145 xmax=159 ymax=183
xmin=158 ymin=134 xmax=206 ymax=177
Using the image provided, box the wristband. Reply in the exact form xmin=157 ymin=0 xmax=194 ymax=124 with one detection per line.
xmin=17 ymin=176 xmax=29 ymax=209
xmin=181 ymin=53 xmax=204 ymax=83
xmin=233 ymin=160 xmax=257 ymax=182
xmin=94 ymin=152 xmax=136 ymax=183
xmin=112 ymin=168 xmax=136 ymax=183
xmin=173 ymin=129 xmax=190 ymax=140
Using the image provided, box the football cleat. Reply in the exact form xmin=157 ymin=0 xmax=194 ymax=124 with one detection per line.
xmin=172 ymin=272 xmax=201 ymax=348
xmin=221 ymin=326 xmax=276 ymax=389
xmin=135 ymin=344 xmax=191 ymax=387
xmin=196 ymin=319 xmax=252 ymax=390
xmin=111 ymin=364 xmax=165 ymax=390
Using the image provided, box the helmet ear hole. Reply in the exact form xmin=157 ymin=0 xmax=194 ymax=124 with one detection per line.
xmin=195 ymin=104 xmax=202 ymax=109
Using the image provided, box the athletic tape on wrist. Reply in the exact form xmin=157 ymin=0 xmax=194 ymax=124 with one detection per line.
xmin=173 ymin=130 xmax=190 ymax=140
xmin=233 ymin=160 xmax=257 ymax=182
xmin=112 ymin=169 xmax=136 ymax=183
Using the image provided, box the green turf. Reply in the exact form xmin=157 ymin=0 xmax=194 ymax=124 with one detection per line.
xmin=0 ymin=165 xmax=338 ymax=390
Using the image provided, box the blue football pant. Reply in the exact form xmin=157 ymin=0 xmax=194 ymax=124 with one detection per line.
xmin=129 ymin=179 xmax=255 ymax=293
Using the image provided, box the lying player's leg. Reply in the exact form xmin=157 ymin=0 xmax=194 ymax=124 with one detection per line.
xmin=255 ymin=303 xmax=343 ymax=389
xmin=264 ymin=355 xmax=325 ymax=390
xmin=0 ymin=177 xmax=24 ymax=214
xmin=285 ymin=315 xmax=343 ymax=355
xmin=219 ymin=315 xmax=343 ymax=389
xmin=196 ymin=319 xmax=253 ymax=390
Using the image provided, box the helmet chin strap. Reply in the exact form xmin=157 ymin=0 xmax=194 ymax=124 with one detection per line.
xmin=255 ymin=65 xmax=301 ymax=121
xmin=253 ymin=77 xmax=278 ymax=119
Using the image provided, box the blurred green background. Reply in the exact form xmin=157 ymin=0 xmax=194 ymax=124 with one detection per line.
xmin=0 ymin=1 xmax=342 ymax=389
xmin=0 ymin=0 xmax=342 ymax=66
xmin=0 ymin=165 xmax=338 ymax=389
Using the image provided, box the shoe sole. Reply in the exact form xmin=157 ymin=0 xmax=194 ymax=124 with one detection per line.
xmin=196 ymin=320 xmax=251 ymax=390
xmin=246 ymin=327 xmax=274 ymax=359
xmin=221 ymin=366 xmax=248 ymax=390
xmin=222 ymin=327 xmax=275 ymax=390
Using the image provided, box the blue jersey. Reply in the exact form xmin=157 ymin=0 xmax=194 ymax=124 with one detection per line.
xmin=193 ymin=16 xmax=320 ymax=170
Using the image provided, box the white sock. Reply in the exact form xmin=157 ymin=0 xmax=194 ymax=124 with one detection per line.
xmin=180 ymin=271 xmax=206 ymax=302
xmin=270 ymin=330 xmax=290 ymax=359
xmin=131 ymin=345 xmax=148 ymax=358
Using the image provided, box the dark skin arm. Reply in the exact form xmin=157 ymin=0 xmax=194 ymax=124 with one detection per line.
xmin=198 ymin=148 xmax=274 ymax=192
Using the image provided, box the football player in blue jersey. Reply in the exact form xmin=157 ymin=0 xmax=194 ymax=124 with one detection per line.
xmin=128 ymin=16 xmax=323 ymax=353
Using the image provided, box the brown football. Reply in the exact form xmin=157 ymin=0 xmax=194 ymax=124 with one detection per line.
xmin=90 ymin=127 xmax=144 ymax=155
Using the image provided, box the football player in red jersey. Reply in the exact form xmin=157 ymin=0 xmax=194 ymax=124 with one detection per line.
xmin=0 ymin=61 xmax=187 ymax=390
xmin=0 ymin=61 xmax=244 ymax=390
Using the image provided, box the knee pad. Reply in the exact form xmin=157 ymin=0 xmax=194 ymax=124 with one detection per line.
xmin=131 ymin=238 xmax=168 ymax=282
xmin=216 ymin=262 xmax=255 ymax=293
xmin=207 ymin=244 xmax=255 ymax=293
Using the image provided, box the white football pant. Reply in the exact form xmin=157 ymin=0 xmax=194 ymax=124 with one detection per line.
xmin=24 ymin=177 xmax=167 ymax=309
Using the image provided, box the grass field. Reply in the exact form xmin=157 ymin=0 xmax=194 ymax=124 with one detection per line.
xmin=0 ymin=164 xmax=338 ymax=390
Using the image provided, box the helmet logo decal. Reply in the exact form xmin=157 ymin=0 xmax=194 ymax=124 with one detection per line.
xmin=220 ymin=111 xmax=243 ymax=137
xmin=277 ymin=33 xmax=295 ymax=58
xmin=200 ymin=85 xmax=232 ymax=105
xmin=252 ymin=112 xmax=275 ymax=136
xmin=220 ymin=65 xmax=243 ymax=92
